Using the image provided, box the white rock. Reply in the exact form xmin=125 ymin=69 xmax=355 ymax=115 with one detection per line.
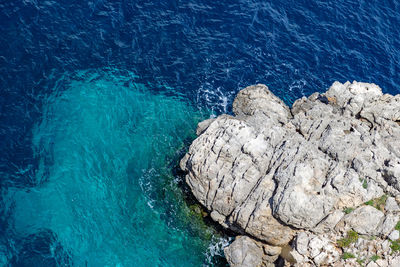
xmin=343 ymin=206 xmax=384 ymax=235
xmin=263 ymin=243 xmax=282 ymax=256
xmin=380 ymin=214 xmax=399 ymax=236
xmin=181 ymin=81 xmax=400 ymax=266
xmin=309 ymin=236 xmax=328 ymax=258
xmin=389 ymin=256 xmax=400 ymax=267
xmin=315 ymin=210 xmax=344 ymax=233
xmin=367 ymin=262 xmax=379 ymax=267
xmin=388 ymin=230 xmax=399 ymax=241
xmin=376 ymin=259 xmax=388 ymax=267
xmin=289 ymin=249 xmax=305 ymax=264
xmin=295 ymin=232 xmax=309 ymax=255
xmin=313 ymin=251 xmax=328 ymax=265
xmin=196 ymin=118 xmax=215 ymax=135
xmin=385 ymin=197 xmax=400 ymax=212
xmin=381 ymin=240 xmax=391 ymax=251
xmin=224 ymin=236 xmax=263 ymax=267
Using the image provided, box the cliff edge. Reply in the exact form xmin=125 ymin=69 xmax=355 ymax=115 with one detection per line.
xmin=180 ymin=81 xmax=400 ymax=266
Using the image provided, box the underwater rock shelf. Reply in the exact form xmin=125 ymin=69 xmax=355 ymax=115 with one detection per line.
xmin=180 ymin=81 xmax=400 ymax=266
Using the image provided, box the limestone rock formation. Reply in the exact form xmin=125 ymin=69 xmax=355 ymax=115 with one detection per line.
xmin=224 ymin=236 xmax=281 ymax=267
xmin=180 ymin=81 xmax=400 ymax=266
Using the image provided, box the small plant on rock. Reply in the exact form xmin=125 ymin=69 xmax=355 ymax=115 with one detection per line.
xmin=390 ymin=240 xmax=400 ymax=253
xmin=343 ymin=207 xmax=354 ymax=214
xmin=362 ymin=179 xmax=368 ymax=189
xmin=337 ymin=230 xmax=359 ymax=248
xmin=395 ymin=221 xmax=400 ymax=231
xmin=364 ymin=194 xmax=388 ymax=211
xmin=356 ymin=258 xmax=365 ymax=265
xmin=342 ymin=252 xmax=356 ymax=260
xmin=375 ymin=195 xmax=388 ymax=210
xmin=365 ymin=200 xmax=374 ymax=206
xmin=370 ymin=255 xmax=380 ymax=262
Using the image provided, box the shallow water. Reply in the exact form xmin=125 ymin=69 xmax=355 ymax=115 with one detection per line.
xmin=1 ymin=70 xmax=228 ymax=266
xmin=1 ymin=0 xmax=400 ymax=266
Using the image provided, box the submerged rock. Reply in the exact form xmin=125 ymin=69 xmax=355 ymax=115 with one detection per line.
xmin=181 ymin=81 xmax=400 ymax=266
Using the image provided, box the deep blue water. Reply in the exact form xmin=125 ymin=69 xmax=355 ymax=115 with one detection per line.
xmin=1 ymin=0 xmax=400 ymax=266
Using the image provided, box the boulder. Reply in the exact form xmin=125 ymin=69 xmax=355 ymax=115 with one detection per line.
xmin=181 ymin=81 xmax=400 ymax=266
xmin=224 ymin=236 xmax=281 ymax=267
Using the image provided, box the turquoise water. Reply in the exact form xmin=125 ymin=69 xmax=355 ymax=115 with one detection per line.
xmin=4 ymin=70 xmax=226 ymax=266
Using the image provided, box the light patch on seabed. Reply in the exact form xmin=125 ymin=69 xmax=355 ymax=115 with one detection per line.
xmin=6 ymin=69 xmax=223 ymax=266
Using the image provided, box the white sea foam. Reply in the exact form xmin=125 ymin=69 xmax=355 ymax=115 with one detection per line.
xmin=196 ymin=82 xmax=236 ymax=115
xmin=204 ymin=235 xmax=232 ymax=266
xmin=288 ymin=78 xmax=307 ymax=95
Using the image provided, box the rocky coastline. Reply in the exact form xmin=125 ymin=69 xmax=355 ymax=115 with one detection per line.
xmin=180 ymin=82 xmax=400 ymax=266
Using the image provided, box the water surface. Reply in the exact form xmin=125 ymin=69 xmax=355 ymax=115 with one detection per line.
xmin=1 ymin=0 xmax=400 ymax=266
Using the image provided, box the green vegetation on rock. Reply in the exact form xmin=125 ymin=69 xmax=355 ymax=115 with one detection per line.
xmin=390 ymin=240 xmax=400 ymax=253
xmin=395 ymin=221 xmax=400 ymax=231
xmin=365 ymin=200 xmax=374 ymax=206
xmin=337 ymin=230 xmax=359 ymax=248
xmin=356 ymin=258 xmax=365 ymax=265
xmin=342 ymin=252 xmax=356 ymax=260
xmin=364 ymin=195 xmax=388 ymax=211
xmin=343 ymin=207 xmax=354 ymax=214
xmin=370 ymin=255 xmax=380 ymax=262
xmin=362 ymin=179 xmax=368 ymax=189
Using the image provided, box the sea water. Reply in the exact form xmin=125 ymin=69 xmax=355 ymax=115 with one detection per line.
xmin=1 ymin=0 xmax=400 ymax=266
xmin=2 ymin=69 xmax=227 ymax=266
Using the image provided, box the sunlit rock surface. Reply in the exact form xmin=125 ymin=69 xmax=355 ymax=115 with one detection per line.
xmin=181 ymin=81 xmax=400 ymax=266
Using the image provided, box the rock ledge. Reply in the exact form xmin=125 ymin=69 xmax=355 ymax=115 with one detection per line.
xmin=181 ymin=82 xmax=400 ymax=266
